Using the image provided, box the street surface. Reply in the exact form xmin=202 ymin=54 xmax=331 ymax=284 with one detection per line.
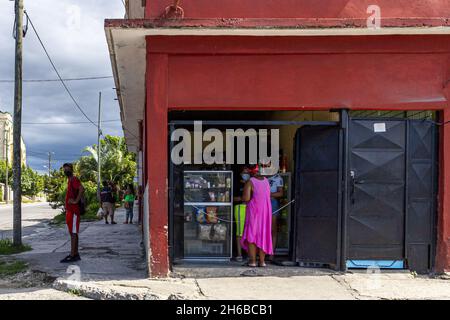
xmin=0 ymin=202 xmax=57 ymax=239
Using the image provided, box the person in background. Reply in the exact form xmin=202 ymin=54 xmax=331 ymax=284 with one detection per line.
xmin=233 ymin=167 xmax=250 ymax=262
xmin=267 ymin=172 xmax=284 ymax=262
xmin=100 ymin=180 xmax=116 ymax=224
xmin=60 ymin=163 xmax=84 ymax=263
xmin=240 ymin=164 xmax=273 ymax=267
xmin=124 ymin=184 xmax=136 ymax=224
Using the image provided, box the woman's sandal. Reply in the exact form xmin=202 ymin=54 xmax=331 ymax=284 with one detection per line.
xmin=258 ymin=262 xmax=267 ymax=268
xmin=246 ymin=263 xmax=257 ymax=268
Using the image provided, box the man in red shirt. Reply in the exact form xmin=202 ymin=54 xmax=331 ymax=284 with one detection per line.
xmin=60 ymin=163 xmax=84 ymax=263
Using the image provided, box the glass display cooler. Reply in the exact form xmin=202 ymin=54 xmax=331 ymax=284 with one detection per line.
xmin=182 ymin=171 xmax=233 ymax=260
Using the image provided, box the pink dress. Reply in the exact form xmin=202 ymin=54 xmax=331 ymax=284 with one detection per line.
xmin=240 ymin=177 xmax=273 ymax=255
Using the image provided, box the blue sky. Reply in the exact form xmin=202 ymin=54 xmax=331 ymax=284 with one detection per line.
xmin=0 ymin=0 xmax=125 ymax=173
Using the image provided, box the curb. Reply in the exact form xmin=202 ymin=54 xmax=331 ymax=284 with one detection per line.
xmin=53 ymin=279 xmax=193 ymax=300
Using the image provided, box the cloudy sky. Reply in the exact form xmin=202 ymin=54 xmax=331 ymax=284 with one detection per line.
xmin=0 ymin=0 xmax=125 ymax=173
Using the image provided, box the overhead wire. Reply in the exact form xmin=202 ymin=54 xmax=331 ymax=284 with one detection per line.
xmin=12 ymin=10 xmax=138 ymax=161
xmin=24 ymin=10 xmax=98 ymax=128
xmin=0 ymin=76 xmax=113 ymax=83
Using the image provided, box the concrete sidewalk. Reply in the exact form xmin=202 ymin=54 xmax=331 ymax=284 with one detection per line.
xmin=15 ymin=207 xmax=146 ymax=281
xmin=52 ymin=271 xmax=450 ymax=300
xmin=6 ymin=207 xmax=450 ymax=300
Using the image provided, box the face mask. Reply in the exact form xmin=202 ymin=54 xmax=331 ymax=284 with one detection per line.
xmin=64 ymin=170 xmax=73 ymax=177
xmin=241 ymin=174 xmax=250 ymax=181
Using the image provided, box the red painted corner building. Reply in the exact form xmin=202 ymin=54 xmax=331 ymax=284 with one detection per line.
xmin=106 ymin=0 xmax=450 ymax=277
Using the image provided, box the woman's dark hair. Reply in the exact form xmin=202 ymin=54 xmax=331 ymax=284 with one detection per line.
xmin=128 ymin=184 xmax=135 ymax=195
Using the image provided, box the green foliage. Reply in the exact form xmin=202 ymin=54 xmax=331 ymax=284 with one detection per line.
xmin=50 ymin=191 xmax=100 ymax=224
xmin=50 ymin=212 xmax=66 ymax=226
xmin=21 ymin=165 xmax=45 ymax=197
xmin=78 ymin=135 xmax=136 ymax=189
xmin=80 ymin=181 xmax=101 ymax=220
xmin=0 ymin=260 xmax=28 ymax=277
xmin=46 ymin=135 xmax=136 ymax=220
xmin=0 ymin=239 xmax=32 ymax=255
xmin=0 ymin=160 xmax=12 ymax=186
xmin=0 ymin=160 xmax=45 ymax=199
xmin=45 ymin=169 xmax=67 ymax=211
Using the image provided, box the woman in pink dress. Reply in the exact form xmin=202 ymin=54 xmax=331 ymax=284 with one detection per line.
xmin=240 ymin=165 xmax=273 ymax=267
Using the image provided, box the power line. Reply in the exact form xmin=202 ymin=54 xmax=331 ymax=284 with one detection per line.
xmin=24 ymin=11 xmax=98 ymax=128
xmin=28 ymin=149 xmax=87 ymax=157
xmin=23 ymin=119 xmax=120 ymax=125
xmin=0 ymin=76 xmax=113 ymax=83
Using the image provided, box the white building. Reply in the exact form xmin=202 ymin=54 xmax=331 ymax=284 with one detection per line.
xmin=0 ymin=111 xmax=27 ymax=166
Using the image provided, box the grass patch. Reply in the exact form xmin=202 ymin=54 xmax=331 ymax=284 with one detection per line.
xmin=0 ymin=260 xmax=28 ymax=277
xmin=0 ymin=239 xmax=32 ymax=255
xmin=51 ymin=212 xmax=67 ymax=226
xmin=67 ymin=288 xmax=83 ymax=296
xmin=51 ymin=210 xmax=100 ymax=226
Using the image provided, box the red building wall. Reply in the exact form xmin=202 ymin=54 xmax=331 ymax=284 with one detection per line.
xmin=144 ymin=34 xmax=450 ymax=276
xmin=146 ymin=0 xmax=450 ymax=19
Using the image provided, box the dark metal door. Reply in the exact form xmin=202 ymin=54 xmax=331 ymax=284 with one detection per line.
xmin=347 ymin=120 xmax=406 ymax=260
xmin=294 ymin=126 xmax=341 ymax=268
xmin=346 ymin=119 xmax=437 ymax=272
xmin=406 ymin=120 xmax=437 ymax=273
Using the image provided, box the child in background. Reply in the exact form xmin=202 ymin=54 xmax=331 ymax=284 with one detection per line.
xmin=124 ymin=184 xmax=136 ymax=224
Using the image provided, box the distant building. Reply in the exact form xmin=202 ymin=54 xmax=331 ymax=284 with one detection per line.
xmin=0 ymin=111 xmax=27 ymax=166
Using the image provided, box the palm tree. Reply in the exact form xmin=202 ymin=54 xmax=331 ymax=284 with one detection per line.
xmin=77 ymin=135 xmax=136 ymax=188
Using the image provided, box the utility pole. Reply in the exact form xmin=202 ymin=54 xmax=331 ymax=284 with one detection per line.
xmin=4 ymin=129 xmax=9 ymax=204
xmin=97 ymin=92 xmax=102 ymax=197
xmin=13 ymin=0 xmax=24 ymax=246
xmin=47 ymin=152 xmax=52 ymax=176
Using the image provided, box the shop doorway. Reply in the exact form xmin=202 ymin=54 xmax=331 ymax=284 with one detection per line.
xmin=168 ymin=110 xmax=340 ymax=266
xmin=168 ymin=110 xmax=438 ymax=274
xmin=294 ymin=111 xmax=438 ymax=273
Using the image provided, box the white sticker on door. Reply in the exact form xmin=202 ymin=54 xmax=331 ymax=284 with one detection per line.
xmin=373 ymin=123 xmax=386 ymax=133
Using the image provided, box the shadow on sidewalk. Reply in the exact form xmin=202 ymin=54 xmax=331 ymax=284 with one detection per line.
xmin=12 ymin=208 xmax=147 ymax=282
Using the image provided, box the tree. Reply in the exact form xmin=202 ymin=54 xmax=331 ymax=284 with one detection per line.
xmin=21 ymin=166 xmax=45 ymax=197
xmin=45 ymin=168 xmax=66 ymax=211
xmin=47 ymin=135 xmax=136 ymax=215
xmin=0 ymin=160 xmax=12 ymax=186
xmin=0 ymin=161 xmax=43 ymax=198
xmin=78 ymin=135 xmax=136 ymax=188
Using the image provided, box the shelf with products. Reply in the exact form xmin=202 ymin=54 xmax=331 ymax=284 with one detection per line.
xmin=184 ymin=171 xmax=233 ymax=204
xmin=183 ymin=171 xmax=233 ymax=260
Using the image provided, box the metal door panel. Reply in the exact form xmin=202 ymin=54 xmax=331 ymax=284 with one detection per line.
xmin=348 ymin=120 xmax=406 ymax=260
xmin=350 ymin=120 xmax=405 ymax=150
xmin=406 ymin=120 xmax=437 ymax=273
xmin=347 ymin=118 xmax=437 ymax=272
xmin=295 ymin=126 xmax=340 ymax=266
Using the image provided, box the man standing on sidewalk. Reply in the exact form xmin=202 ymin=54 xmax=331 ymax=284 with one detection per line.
xmin=100 ymin=180 xmax=116 ymax=224
xmin=60 ymin=163 xmax=84 ymax=263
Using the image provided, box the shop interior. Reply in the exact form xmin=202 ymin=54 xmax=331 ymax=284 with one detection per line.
xmin=168 ymin=110 xmax=340 ymax=265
